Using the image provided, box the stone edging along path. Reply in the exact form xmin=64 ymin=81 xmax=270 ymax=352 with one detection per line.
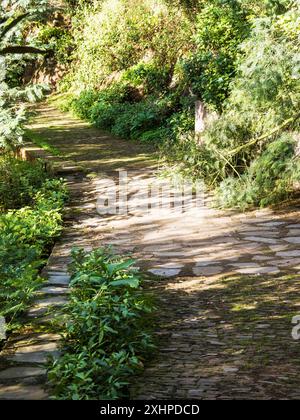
xmin=1 ymin=104 xmax=300 ymax=400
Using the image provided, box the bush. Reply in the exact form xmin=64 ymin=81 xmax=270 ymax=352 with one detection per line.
xmin=48 ymin=247 xmax=154 ymax=400
xmin=91 ymin=102 xmax=126 ymax=131
xmin=0 ymin=156 xmax=47 ymax=211
xmin=111 ymin=100 xmax=165 ymax=139
xmin=70 ymin=83 xmax=141 ymax=124
xmin=0 ymin=175 xmax=67 ymax=332
xmin=65 ymin=0 xmax=192 ymax=90
xmin=180 ymin=2 xmax=300 ymax=206
xmin=183 ymin=0 xmax=250 ymax=111
xmin=216 ymin=135 xmax=299 ymax=209
xmin=36 ymin=25 xmax=74 ymax=64
xmin=68 ymin=86 xmax=176 ymax=142
xmin=123 ymin=63 xmax=171 ymax=94
xmin=70 ymin=90 xmax=100 ymax=120
xmin=140 ymin=127 xmax=170 ymax=144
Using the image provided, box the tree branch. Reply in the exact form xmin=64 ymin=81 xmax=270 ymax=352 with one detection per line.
xmin=0 ymin=45 xmax=51 ymax=56
xmin=0 ymin=16 xmax=9 ymax=25
xmin=0 ymin=13 xmax=30 ymax=39
xmin=228 ymin=112 xmax=300 ymax=157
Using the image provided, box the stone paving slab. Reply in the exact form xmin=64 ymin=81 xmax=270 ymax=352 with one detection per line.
xmin=0 ymin=367 xmax=46 ymax=381
xmin=0 ymin=384 xmax=48 ymax=400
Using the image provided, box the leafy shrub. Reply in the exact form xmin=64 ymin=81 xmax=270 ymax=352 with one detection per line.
xmin=70 ymin=83 xmax=141 ymax=123
xmin=0 ymin=175 xmax=67 ymax=332
xmin=198 ymin=3 xmax=300 ymax=181
xmin=70 ymin=90 xmax=100 ymax=120
xmin=36 ymin=25 xmax=74 ymax=64
xmin=167 ymin=2 xmax=300 ymax=208
xmin=0 ymin=1 xmax=52 ymax=150
xmin=66 ymin=0 xmax=192 ymax=90
xmin=0 ymin=156 xmax=47 ymax=211
xmin=216 ymin=135 xmax=299 ymax=209
xmin=111 ymin=100 xmax=166 ymax=139
xmin=123 ymin=63 xmax=171 ymax=94
xmin=91 ymin=102 xmax=126 ymax=131
xmin=140 ymin=127 xmax=170 ymax=144
xmin=68 ymin=86 xmax=176 ymax=142
xmin=183 ymin=0 xmax=250 ymax=111
xmin=48 ymin=247 xmax=154 ymax=400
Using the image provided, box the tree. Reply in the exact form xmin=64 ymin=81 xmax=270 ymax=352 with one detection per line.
xmin=0 ymin=0 xmax=54 ymax=150
xmin=0 ymin=0 xmax=53 ymax=56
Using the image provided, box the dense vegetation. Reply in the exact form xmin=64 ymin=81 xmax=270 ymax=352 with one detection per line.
xmin=0 ymin=0 xmax=299 ymax=398
xmin=53 ymin=0 xmax=299 ymax=209
xmin=2 ymin=1 xmax=299 ymax=210
xmin=0 ymin=0 xmax=53 ymax=150
xmin=0 ymin=156 xmax=67 ymax=333
xmin=48 ymin=247 xmax=154 ymax=400
xmin=0 ymin=1 xmax=67 ymax=335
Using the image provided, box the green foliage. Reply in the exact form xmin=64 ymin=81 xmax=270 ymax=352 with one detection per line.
xmin=66 ymin=0 xmax=192 ymax=90
xmin=48 ymin=247 xmax=154 ymax=400
xmin=0 ymin=155 xmax=47 ymax=210
xmin=183 ymin=0 xmax=250 ymax=111
xmin=140 ymin=127 xmax=170 ymax=144
xmin=163 ymin=0 xmax=203 ymax=17
xmin=0 ymin=164 xmax=67 ymax=332
xmin=67 ymin=85 xmax=176 ymax=142
xmin=164 ymin=3 xmax=300 ymax=208
xmin=59 ymin=0 xmax=300 ymax=210
xmin=123 ymin=63 xmax=170 ymax=94
xmin=216 ymin=135 xmax=300 ymax=209
xmin=0 ymin=0 xmax=51 ymax=52
xmin=0 ymin=0 xmax=54 ymax=150
xmin=198 ymin=3 xmax=300 ymax=183
xmin=264 ymin=0 xmax=292 ymax=15
xmin=159 ymin=109 xmax=206 ymax=178
xmin=110 ymin=100 xmax=167 ymax=140
xmin=35 ymin=25 xmax=74 ymax=64
xmin=0 ymin=79 xmax=48 ymax=150
xmin=70 ymin=90 xmax=100 ymax=120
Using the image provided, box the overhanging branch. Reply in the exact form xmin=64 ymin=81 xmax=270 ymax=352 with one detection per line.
xmin=0 ymin=45 xmax=51 ymax=55
xmin=0 ymin=13 xmax=30 ymax=39
xmin=228 ymin=112 xmax=300 ymax=157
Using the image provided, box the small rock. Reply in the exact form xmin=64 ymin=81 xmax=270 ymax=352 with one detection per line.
xmin=148 ymin=268 xmax=181 ymax=277
xmin=223 ymin=367 xmax=239 ymax=374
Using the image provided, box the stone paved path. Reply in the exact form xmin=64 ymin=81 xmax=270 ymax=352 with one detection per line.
xmin=1 ymin=104 xmax=300 ymax=399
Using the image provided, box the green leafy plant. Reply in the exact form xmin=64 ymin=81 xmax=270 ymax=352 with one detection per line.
xmin=183 ymin=0 xmax=250 ymax=111
xmin=48 ymin=247 xmax=155 ymax=400
xmin=216 ymin=135 xmax=300 ymax=209
xmin=0 ymin=163 xmax=67 ymax=333
xmin=0 ymin=155 xmax=47 ymax=210
xmin=123 ymin=63 xmax=171 ymax=94
xmin=57 ymin=0 xmax=300 ymax=210
xmin=35 ymin=25 xmax=74 ymax=64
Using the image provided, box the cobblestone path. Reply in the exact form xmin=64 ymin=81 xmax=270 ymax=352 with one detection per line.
xmin=1 ymin=104 xmax=300 ymax=399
